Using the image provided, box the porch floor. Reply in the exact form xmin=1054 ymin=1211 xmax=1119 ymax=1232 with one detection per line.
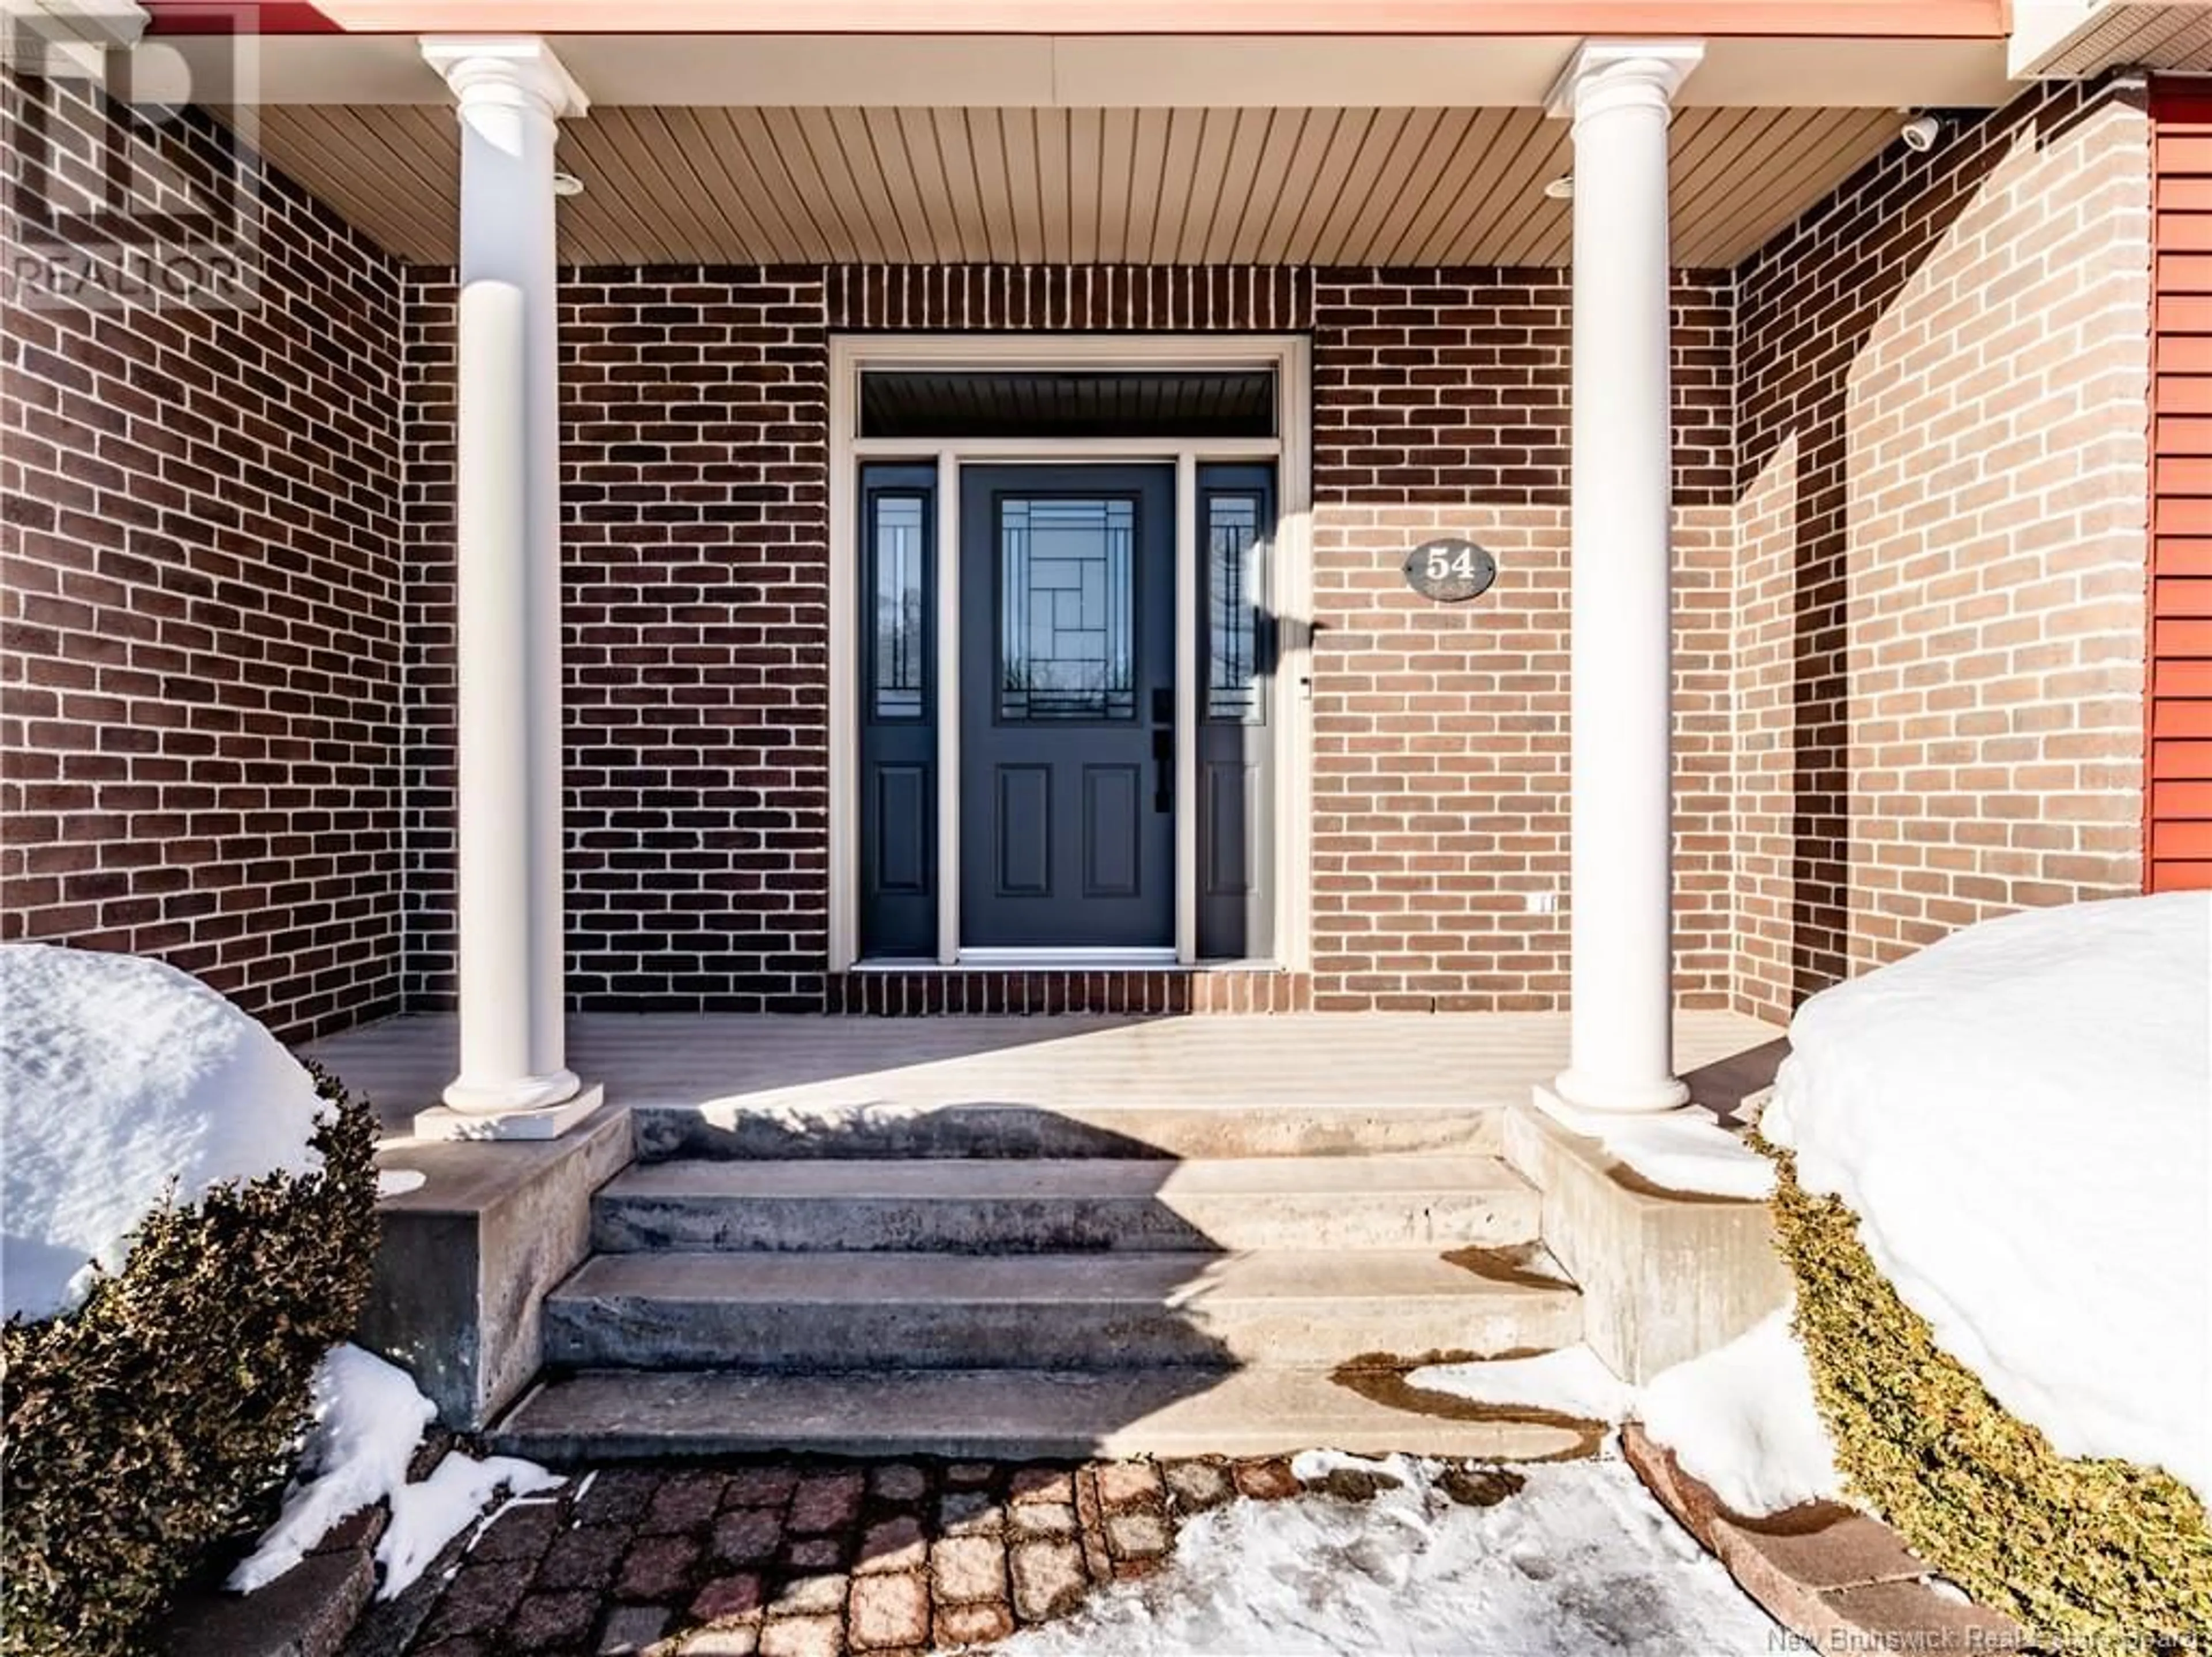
xmin=306 ymin=1009 xmax=1784 ymax=1140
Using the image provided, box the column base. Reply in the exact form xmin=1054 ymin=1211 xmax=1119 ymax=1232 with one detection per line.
xmin=1547 ymin=1067 xmax=1691 ymax=1117
xmin=414 ymin=1082 xmax=606 ymax=1143
xmin=444 ymin=1065 xmax=584 ymax=1114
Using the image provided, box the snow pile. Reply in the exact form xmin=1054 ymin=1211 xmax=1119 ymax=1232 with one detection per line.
xmin=1 ymin=945 xmax=327 ymax=1321
xmin=1404 ymin=1324 xmax=1839 ymax=1518
xmin=990 ymin=1456 xmax=1777 ymax=1655
xmin=1638 ymin=1310 xmax=1842 ymax=1516
xmin=1406 ymin=1343 xmax=1637 ymax=1424
xmin=1545 ymin=1096 xmax=1774 ymax=1200
xmin=230 ymin=1344 xmax=562 ymax=1599
xmin=229 ymin=1345 xmax=435 ymax=1592
xmin=1763 ymin=892 xmax=2212 ymax=1502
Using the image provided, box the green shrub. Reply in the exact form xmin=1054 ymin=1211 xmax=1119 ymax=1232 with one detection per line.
xmin=1767 ymin=1145 xmax=2212 ymax=1647
xmin=1 ymin=1062 xmax=380 ymax=1657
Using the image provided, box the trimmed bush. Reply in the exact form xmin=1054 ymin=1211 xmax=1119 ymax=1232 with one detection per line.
xmin=1767 ymin=1145 xmax=2212 ymax=1646
xmin=1 ymin=1062 xmax=380 ymax=1657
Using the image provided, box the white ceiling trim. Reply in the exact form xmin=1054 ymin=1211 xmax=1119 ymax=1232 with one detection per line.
xmin=163 ymin=31 xmax=2017 ymax=109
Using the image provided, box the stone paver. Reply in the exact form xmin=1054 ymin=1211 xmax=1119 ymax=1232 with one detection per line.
xmin=855 ymin=1514 xmax=926 ymax=1574
xmin=714 ymin=1507 xmax=785 ymax=1565
xmin=691 ymin=1571 xmax=766 ymax=1623
xmin=677 ymin=1630 xmax=759 ymax=1656
xmin=929 ymin=1534 xmax=1006 ymax=1604
xmin=511 ymin=1588 xmax=599 ymax=1650
xmin=1010 ymin=1500 xmax=1077 ymax=1539
xmin=934 ymin=1601 xmax=1015 ymax=1647
xmin=385 ymin=1452 xmax=1543 ymax=1656
xmin=758 ymin=1614 xmax=843 ymax=1657
xmin=1094 ymin=1462 xmax=1164 ymax=1510
xmin=597 ymin=1602 xmax=671 ymax=1652
xmin=1163 ymin=1458 xmax=1234 ymax=1512
xmin=869 ymin=1463 xmax=927 ymax=1504
xmin=1232 ymin=1457 xmax=1302 ymax=1500
xmin=647 ymin=1471 xmax=729 ymax=1534
xmin=1105 ymin=1510 xmax=1171 ymax=1561
xmin=542 ymin=1524 xmax=628 ymax=1591
xmin=788 ymin=1471 xmax=865 ymax=1534
xmin=848 ymin=1572 xmax=930 ymax=1650
xmin=618 ymin=1534 xmax=700 ymax=1601
xmin=1009 ymin=1539 xmax=1088 ymax=1622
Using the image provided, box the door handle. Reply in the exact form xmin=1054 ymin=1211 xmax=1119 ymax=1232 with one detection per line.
xmin=1152 ymin=727 xmax=1173 ymax=814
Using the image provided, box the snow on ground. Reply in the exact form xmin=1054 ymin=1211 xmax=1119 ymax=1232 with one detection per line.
xmin=1 ymin=944 xmax=328 ymax=1321
xmin=1638 ymin=1310 xmax=1841 ymax=1516
xmin=1763 ymin=891 xmax=2212 ymax=1502
xmin=230 ymin=1345 xmax=435 ymax=1591
xmin=982 ymin=1456 xmax=1777 ymax=1656
xmin=1405 ymin=1344 xmax=1637 ymax=1425
xmin=232 ymin=1344 xmax=561 ymax=1599
xmin=377 ymin=1450 xmax=564 ymax=1597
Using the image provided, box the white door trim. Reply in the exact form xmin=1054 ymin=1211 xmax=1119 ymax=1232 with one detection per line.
xmin=827 ymin=331 xmax=1313 ymax=975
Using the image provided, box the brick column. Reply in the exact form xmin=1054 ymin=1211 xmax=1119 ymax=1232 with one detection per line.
xmin=1547 ymin=39 xmax=1704 ymax=1115
xmin=419 ymin=36 xmax=600 ymax=1137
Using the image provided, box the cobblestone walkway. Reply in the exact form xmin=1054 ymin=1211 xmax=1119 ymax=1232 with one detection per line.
xmin=369 ymin=1453 xmax=1317 ymax=1657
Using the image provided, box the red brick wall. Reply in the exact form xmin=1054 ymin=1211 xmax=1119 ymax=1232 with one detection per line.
xmin=2149 ymin=79 xmax=2212 ymax=892
xmin=403 ymin=268 xmax=830 ymax=1012
xmin=398 ymin=262 xmax=1735 ymax=1012
xmin=1308 ymin=268 xmax=1736 ymax=1009
xmin=0 ymin=73 xmax=407 ymax=1041
xmin=1733 ymin=76 xmax=2152 ymax=1022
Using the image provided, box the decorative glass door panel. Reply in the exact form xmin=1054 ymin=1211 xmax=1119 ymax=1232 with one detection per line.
xmin=998 ymin=498 xmax=1137 ymax=722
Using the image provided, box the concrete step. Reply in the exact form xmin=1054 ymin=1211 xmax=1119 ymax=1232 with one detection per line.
xmin=591 ymin=1154 xmax=1543 ymax=1255
xmin=631 ymin=1101 xmax=1504 ymax=1164
xmin=489 ymin=1364 xmax=1601 ymax=1464
xmin=541 ymin=1247 xmax=1582 ymax=1372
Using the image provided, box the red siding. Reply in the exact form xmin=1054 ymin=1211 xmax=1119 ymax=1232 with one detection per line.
xmin=2153 ymin=84 xmax=2212 ymax=892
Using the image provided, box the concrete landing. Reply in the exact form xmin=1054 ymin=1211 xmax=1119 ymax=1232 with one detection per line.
xmin=491 ymin=1365 xmax=1600 ymax=1464
xmin=593 ymin=1153 xmax=1544 ymax=1254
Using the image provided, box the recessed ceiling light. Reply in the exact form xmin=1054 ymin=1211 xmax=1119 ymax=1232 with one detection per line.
xmin=1543 ymin=175 xmax=1574 ymax=200
xmin=552 ymin=172 xmax=585 ymax=198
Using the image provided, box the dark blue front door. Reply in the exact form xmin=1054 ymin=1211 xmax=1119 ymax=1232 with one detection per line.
xmin=959 ymin=464 xmax=1177 ymax=950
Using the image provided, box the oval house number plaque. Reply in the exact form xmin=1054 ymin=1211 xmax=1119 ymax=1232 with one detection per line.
xmin=1403 ymin=537 xmax=1498 ymax=603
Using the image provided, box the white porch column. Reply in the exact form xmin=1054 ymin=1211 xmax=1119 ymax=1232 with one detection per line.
xmin=1548 ymin=40 xmax=1703 ymax=1115
xmin=420 ymin=36 xmax=599 ymax=1135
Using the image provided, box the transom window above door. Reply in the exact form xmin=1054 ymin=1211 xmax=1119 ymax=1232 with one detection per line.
xmin=859 ymin=370 xmax=1276 ymax=440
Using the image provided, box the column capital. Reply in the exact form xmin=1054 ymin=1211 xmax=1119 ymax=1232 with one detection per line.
xmin=1544 ymin=39 xmax=1704 ymax=123
xmin=421 ymin=35 xmax=589 ymax=120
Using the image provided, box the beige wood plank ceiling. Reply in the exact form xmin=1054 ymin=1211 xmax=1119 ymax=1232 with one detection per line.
xmin=251 ymin=103 xmax=1904 ymax=270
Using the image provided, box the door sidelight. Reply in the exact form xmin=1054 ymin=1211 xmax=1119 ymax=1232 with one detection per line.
xmin=1150 ymin=687 xmax=1173 ymax=814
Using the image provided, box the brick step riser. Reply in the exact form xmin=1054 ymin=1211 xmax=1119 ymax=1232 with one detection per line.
xmin=630 ymin=1104 xmax=1506 ymax=1164
xmin=590 ymin=1191 xmax=1543 ymax=1255
xmin=541 ymin=1294 xmax=1582 ymax=1372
